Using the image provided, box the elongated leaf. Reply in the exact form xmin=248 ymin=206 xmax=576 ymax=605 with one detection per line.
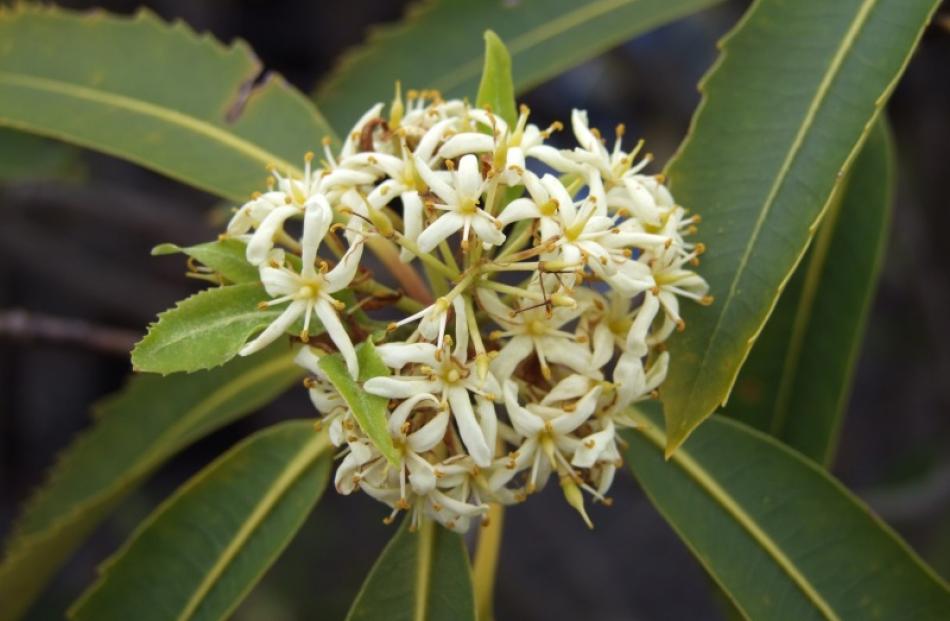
xmin=0 ymin=6 xmax=332 ymax=203
xmin=0 ymin=345 xmax=303 ymax=621
xmin=71 ymin=421 xmax=331 ymax=621
xmin=314 ymin=0 xmax=723 ymax=129
xmin=346 ymin=518 xmax=475 ymax=621
xmin=624 ymin=406 xmax=950 ymax=620
xmin=661 ymin=0 xmax=939 ymax=453
xmin=319 ymin=341 xmax=399 ymax=465
xmin=132 ymin=282 xmax=313 ymax=374
xmin=475 ymin=31 xmax=516 ymax=126
xmin=152 ymin=239 xmax=259 ymax=285
xmin=727 ymin=120 xmax=895 ymax=465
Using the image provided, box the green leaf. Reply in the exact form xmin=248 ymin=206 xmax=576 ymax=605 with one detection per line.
xmin=152 ymin=239 xmax=260 ymax=285
xmin=0 ymin=127 xmax=82 ymax=181
xmin=727 ymin=120 xmax=895 ymax=465
xmin=0 ymin=345 xmax=303 ymax=621
xmin=131 ymin=282 xmax=311 ymax=374
xmin=319 ymin=340 xmax=399 ymax=466
xmin=346 ymin=518 xmax=476 ymax=621
xmin=475 ymin=31 xmax=516 ymax=126
xmin=70 ymin=421 xmax=331 ymax=621
xmin=314 ymin=0 xmax=724 ymax=129
xmin=624 ymin=406 xmax=950 ymax=620
xmin=0 ymin=5 xmax=334 ymax=203
xmin=661 ymin=0 xmax=940 ymax=454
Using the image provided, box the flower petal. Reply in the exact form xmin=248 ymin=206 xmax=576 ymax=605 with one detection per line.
xmin=417 ymin=211 xmax=465 ymax=253
xmin=447 ymin=385 xmax=492 ymax=467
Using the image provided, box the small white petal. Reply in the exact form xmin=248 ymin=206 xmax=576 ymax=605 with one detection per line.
xmin=365 ymin=376 xmax=441 ymax=399
xmin=246 ymin=205 xmax=299 ymax=265
xmin=447 ymin=385 xmax=491 ymax=467
xmin=314 ymin=299 xmax=359 ymax=378
xmin=438 ymin=133 xmax=495 ymax=159
xmin=375 ymin=342 xmax=438 ymax=368
xmin=417 ymin=212 xmax=465 ymax=253
xmin=239 ymin=299 xmax=305 ymax=356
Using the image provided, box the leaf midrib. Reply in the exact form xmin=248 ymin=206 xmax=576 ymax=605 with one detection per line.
xmin=0 ymin=71 xmax=303 ymax=177
xmin=430 ymin=0 xmax=636 ymax=93
xmin=628 ymin=409 xmax=840 ymax=620
xmin=672 ymin=0 xmax=879 ymax=443
xmin=768 ymin=184 xmax=848 ymax=443
xmin=176 ymin=430 xmax=330 ymax=621
xmin=413 ymin=518 xmax=436 ymax=621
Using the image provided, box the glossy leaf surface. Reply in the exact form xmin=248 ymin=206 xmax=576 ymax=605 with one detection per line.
xmin=727 ymin=120 xmax=895 ymax=464
xmin=624 ymin=406 xmax=950 ymax=620
xmin=346 ymin=518 xmax=475 ymax=621
xmin=71 ymin=421 xmax=331 ymax=621
xmin=314 ymin=0 xmax=723 ymax=129
xmin=662 ymin=0 xmax=939 ymax=452
xmin=0 ymin=346 xmax=302 ymax=621
xmin=0 ymin=6 xmax=333 ymax=202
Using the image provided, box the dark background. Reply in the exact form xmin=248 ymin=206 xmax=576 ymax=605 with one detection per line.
xmin=2 ymin=1 xmax=949 ymax=619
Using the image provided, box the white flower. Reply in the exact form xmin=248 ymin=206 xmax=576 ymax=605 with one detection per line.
xmin=365 ymin=300 xmax=500 ymax=467
xmin=414 ymin=153 xmax=505 ymax=252
xmin=240 ymin=208 xmax=364 ymax=377
xmin=491 ymin=378 xmax=605 ymax=526
xmin=479 ymin=288 xmax=591 ymax=380
xmin=294 ymin=346 xmax=348 ymax=418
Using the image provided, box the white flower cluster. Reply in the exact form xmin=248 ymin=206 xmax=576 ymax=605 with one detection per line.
xmin=225 ymin=89 xmax=711 ymax=532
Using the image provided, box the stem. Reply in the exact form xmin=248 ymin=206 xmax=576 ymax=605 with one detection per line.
xmin=350 ymin=278 xmax=425 ymax=314
xmin=438 ymin=240 xmax=462 ymax=274
xmin=397 ymin=235 xmax=460 ymax=280
xmin=473 ymin=504 xmax=505 ymax=621
xmin=366 ymin=236 xmax=433 ymax=305
xmin=495 ymin=220 xmax=533 ymax=261
xmin=479 ymin=280 xmax=544 ymax=301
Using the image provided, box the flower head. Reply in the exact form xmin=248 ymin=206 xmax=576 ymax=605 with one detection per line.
xmin=213 ymin=89 xmax=709 ymax=531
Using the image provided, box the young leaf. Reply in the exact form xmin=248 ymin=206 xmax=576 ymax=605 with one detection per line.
xmin=624 ymin=405 xmax=950 ymax=620
xmin=475 ymin=31 xmax=516 ymax=126
xmin=0 ymin=6 xmax=334 ymax=203
xmin=152 ymin=239 xmax=260 ymax=285
xmin=661 ymin=0 xmax=940 ymax=454
xmin=319 ymin=341 xmax=399 ymax=466
xmin=314 ymin=0 xmax=724 ymax=129
xmin=0 ymin=346 xmax=302 ymax=621
xmin=70 ymin=421 xmax=332 ymax=621
xmin=346 ymin=518 xmax=476 ymax=621
xmin=131 ymin=282 xmax=313 ymax=374
xmin=727 ymin=120 xmax=895 ymax=465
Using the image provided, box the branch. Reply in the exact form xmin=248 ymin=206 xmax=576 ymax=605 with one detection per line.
xmin=0 ymin=308 xmax=139 ymax=356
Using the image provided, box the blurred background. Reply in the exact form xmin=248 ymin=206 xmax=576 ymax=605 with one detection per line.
xmin=1 ymin=1 xmax=948 ymax=619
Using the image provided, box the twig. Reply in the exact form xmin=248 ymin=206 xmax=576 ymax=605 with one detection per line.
xmin=0 ymin=308 xmax=139 ymax=356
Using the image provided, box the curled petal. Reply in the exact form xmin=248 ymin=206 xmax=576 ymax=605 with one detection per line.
xmin=502 ymin=380 xmax=545 ymax=436
xmin=408 ymin=409 xmax=451 ymax=453
xmin=438 ymin=133 xmax=495 ymax=159
xmin=365 ymin=376 xmax=441 ymax=399
xmin=246 ymin=205 xmax=300 ymax=266
xmin=375 ymin=342 xmax=438 ymax=369
xmin=447 ymin=385 xmax=492 ymax=467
